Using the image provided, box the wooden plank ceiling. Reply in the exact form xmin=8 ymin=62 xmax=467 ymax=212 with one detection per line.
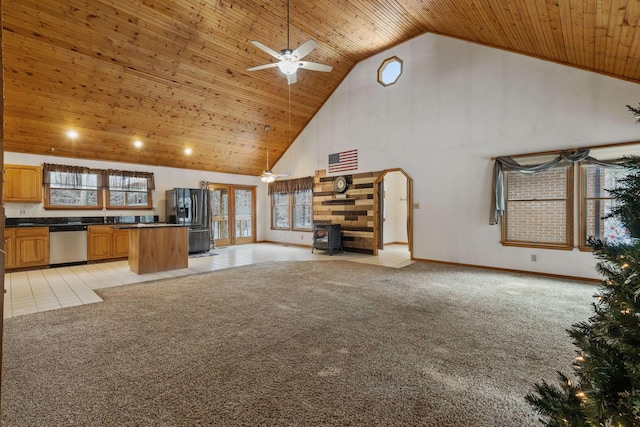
xmin=3 ymin=0 xmax=640 ymax=176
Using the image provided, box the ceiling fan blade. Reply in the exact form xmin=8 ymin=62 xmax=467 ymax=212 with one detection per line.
xmin=286 ymin=72 xmax=297 ymax=85
xmin=251 ymin=41 xmax=283 ymax=60
xmin=247 ymin=63 xmax=280 ymax=72
xmin=298 ymin=61 xmax=332 ymax=72
xmin=274 ymin=173 xmax=290 ymax=178
xmin=292 ymin=39 xmax=318 ymax=60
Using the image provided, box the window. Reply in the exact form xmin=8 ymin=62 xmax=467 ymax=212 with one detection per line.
xmin=579 ymin=163 xmax=630 ymax=248
xmin=292 ymin=190 xmax=312 ymax=230
xmin=503 ymin=165 xmax=573 ymax=249
xmin=271 ymin=192 xmax=291 ymax=229
xmin=377 ymin=56 xmax=403 ymax=87
xmin=106 ymin=170 xmax=154 ymax=209
xmin=270 ymin=189 xmax=312 ymax=230
xmin=492 ymin=145 xmax=640 ymax=251
xmin=269 ymin=177 xmax=314 ymax=231
xmin=44 ymin=164 xmax=103 ymax=209
xmin=44 ymin=163 xmax=154 ymax=210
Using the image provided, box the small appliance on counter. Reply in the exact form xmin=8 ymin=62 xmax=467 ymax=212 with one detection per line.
xmin=165 ymin=188 xmax=212 ymax=253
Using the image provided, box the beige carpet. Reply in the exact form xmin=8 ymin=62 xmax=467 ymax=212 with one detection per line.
xmin=1 ymin=261 xmax=596 ymax=426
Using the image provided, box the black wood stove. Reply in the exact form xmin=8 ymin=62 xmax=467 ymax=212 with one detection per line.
xmin=312 ymin=224 xmax=343 ymax=255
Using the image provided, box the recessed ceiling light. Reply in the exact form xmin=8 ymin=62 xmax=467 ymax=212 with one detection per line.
xmin=66 ymin=130 xmax=79 ymax=139
xmin=133 ymin=140 xmax=143 ymax=148
xmin=184 ymin=148 xmax=192 ymax=155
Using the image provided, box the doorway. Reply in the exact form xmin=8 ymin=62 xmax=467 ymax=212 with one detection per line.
xmin=207 ymin=184 xmax=256 ymax=247
xmin=376 ymin=169 xmax=413 ymax=258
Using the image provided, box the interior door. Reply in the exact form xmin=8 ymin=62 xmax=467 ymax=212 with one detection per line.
xmin=208 ymin=185 xmax=256 ymax=246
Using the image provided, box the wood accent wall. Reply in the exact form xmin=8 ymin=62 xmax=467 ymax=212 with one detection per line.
xmin=313 ymin=169 xmax=382 ymax=255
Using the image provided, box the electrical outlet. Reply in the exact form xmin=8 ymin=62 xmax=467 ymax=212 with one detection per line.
xmin=531 ymin=254 xmax=537 ymax=262
xmin=413 ymin=203 xmax=420 ymax=209
xmin=19 ymin=209 xmax=27 ymax=215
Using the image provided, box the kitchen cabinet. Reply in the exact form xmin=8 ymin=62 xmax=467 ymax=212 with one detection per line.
xmin=88 ymin=225 xmax=129 ymax=260
xmin=5 ymin=228 xmax=15 ymax=269
xmin=3 ymin=165 xmax=43 ymax=203
xmin=6 ymin=227 xmax=49 ymax=269
xmin=113 ymin=229 xmax=130 ymax=258
xmin=126 ymin=225 xmax=188 ymax=274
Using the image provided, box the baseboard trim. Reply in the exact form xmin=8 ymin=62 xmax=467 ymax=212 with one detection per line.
xmin=258 ymin=240 xmax=600 ymax=283
xmin=411 ymin=257 xmax=601 ymax=283
xmin=259 ymin=240 xmax=313 ymax=249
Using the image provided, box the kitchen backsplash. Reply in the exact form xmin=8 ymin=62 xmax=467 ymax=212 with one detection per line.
xmin=6 ymin=216 xmax=160 ymax=227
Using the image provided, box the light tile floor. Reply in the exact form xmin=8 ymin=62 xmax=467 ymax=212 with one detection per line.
xmin=4 ymin=243 xmax=413 ymax=319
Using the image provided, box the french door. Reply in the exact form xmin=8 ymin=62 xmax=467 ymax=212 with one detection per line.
xmin=208 ymin=184 xmax=256 ymax=247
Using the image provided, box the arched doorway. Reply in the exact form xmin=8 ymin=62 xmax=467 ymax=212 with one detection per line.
xmin=374 ymin=169 xmax=413 ymax=258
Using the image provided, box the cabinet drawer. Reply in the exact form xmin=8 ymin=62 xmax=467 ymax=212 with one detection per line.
xmin=15 ymin=227 xmax=49 ymax=238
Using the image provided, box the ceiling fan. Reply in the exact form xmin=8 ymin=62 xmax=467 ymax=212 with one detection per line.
xmin=247 ymin=0 xmax=332 ymax=85
xmin=260 ymin=125 xmax=289 ymax=182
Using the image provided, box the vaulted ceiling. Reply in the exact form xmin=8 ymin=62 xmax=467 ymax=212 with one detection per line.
xmin=3 ymin=1 xmax=640 ymax=176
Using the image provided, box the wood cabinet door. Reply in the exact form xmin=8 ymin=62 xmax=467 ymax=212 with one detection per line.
xmin=112 ymin=229 xmax=129 ymax=258
xmin=4 ymin=229 xmax=15 ymax=269
xmin=15 ymin=232 xmax=49 ymax=267
xmin=88 ymin=228 xmax=112 ymax=260
xmin=3 ymin=165 xmax=42 ymax=203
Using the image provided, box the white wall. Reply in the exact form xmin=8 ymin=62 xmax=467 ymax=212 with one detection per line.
xmin=4 ymin=152 xmax=268 ymax=241
xmin=269 ymin=33 xmax=640 ymax=279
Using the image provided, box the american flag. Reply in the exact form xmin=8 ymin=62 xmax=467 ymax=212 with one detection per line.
xmin=328 ymin=149 xmax=358 ymax=173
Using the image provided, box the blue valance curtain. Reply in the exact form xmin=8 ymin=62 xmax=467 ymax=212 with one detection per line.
xmin=490 ymin=148 xmax=624 ymax=225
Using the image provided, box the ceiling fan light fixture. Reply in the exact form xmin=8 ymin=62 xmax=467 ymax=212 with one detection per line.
xmin=277 ymin=60 xmax=300 ymax=75
xmin=260 ymin=173 xmax=276 ymax=183
xmin=246 ymin=0 xmax=331 ymax=84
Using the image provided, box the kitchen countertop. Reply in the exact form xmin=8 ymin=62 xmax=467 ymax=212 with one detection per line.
xmin=111 ymin=224 xmax=186 ymax=229
xmin=6 ymin=215 xmax=160 ymax=228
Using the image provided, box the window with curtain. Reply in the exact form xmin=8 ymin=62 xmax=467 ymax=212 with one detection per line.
xmin=106 ymin=169 xmax=154 ymax=209
xmin=491 ymin=146 xmax=635 ymax=250
xmin=43 ymin=163 xmax=154 ymax=210
xmin=44 ymin=164 xmax=103 ymax=209
xmin=269 ymin=177 xmax=313 ymax=231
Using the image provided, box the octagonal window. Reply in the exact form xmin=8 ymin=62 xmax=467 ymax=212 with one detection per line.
xmin=377 ymin=56 xmax=403 ymax=87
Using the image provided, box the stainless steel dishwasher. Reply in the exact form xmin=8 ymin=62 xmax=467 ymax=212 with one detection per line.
xmin=49 ymin=224 xmax=89 ymax=266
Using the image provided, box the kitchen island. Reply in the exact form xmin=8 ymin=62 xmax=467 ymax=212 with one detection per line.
xmin=114 ymin=224 xmax=189 ymax=274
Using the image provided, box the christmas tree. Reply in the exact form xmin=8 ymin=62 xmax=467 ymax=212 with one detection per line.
xmin=525 ymin=106 xmax=640 ymax=426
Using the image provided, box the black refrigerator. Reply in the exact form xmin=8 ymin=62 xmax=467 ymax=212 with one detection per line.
xmin=165 ymin=188 xmax=211 ymax=253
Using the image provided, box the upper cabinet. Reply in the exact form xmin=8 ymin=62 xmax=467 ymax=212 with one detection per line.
xmin=3 ymin=164 xmax=43 ymax=203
